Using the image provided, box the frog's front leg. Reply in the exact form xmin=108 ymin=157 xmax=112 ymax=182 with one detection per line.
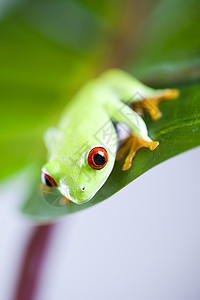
xmin=133 ymin=89 xmax=179 ymax=121
xmin=110 ymin=100 xmax=159 ymax=170
xmin=117 ymin=134 xmax=158 ymax=170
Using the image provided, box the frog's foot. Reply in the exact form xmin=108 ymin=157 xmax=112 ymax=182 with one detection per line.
xmin=134 ymin=89 xmax=179 ymax=121
xmin=60 ymin=196 xmax=71 ymax=206
xmin=119 ymin=134 xmax=159 ymax=171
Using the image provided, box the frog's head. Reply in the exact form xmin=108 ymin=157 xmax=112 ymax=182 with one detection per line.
xmin=41 ymin=144 xmax=116 ymax=205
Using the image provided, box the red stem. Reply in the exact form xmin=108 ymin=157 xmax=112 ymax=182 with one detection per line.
xmin=13 ymin=224 xmax=54 ymax=300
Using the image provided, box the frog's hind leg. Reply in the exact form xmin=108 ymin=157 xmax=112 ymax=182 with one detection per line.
xmin=110 ymin=100 xmax=159 ymax=170
xmin=133 ymin=89 xmax=179 ymax=121
xmin=118 ymin=134 xmax=159 ymax=171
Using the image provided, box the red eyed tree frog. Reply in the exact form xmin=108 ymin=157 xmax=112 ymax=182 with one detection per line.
xmin=41 ymin=69 xmax=179 ymax=204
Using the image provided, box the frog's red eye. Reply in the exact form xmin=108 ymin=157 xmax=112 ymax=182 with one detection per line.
xmin=88 ymin=147 xmax=108 ymax=170
xmin=41 ymin=172 xmax=58 ymax=188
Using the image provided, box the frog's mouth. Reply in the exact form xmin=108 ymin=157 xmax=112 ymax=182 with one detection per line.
xmin=58 ymin=185 xmax=92 ymax=205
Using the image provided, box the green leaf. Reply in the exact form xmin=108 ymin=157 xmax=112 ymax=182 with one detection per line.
xmin=22 ymin=81 xmax=200 ymax=222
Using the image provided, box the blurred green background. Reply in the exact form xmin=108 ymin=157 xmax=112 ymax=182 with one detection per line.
xmin=0 ymin=0 xmax=200 ymax=219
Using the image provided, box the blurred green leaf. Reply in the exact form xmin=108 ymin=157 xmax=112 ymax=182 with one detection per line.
xmin=130 ymin=0 xmax=200 ymax=84
xmin=23 ymin=81 xmax=200 ymax=221
xmin=0 ymin=0 xmax=123 ymax=180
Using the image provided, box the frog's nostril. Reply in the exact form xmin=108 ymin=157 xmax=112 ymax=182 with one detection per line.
xmin=81 ymin=185 xmax=86 ymax=191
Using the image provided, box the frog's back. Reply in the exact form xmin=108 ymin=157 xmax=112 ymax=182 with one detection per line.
xmin=59 ymin=79 xmax=115 ymax=130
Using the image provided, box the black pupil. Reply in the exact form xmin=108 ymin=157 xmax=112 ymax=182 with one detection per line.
xmin=43 ymin=174 xmax=53 ymax=187
xmin=93 ymin=153 xmax=105 ymax=166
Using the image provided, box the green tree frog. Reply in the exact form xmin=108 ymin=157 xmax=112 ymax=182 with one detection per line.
xmin=41 ymin=69 xmax=179 ymax=205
